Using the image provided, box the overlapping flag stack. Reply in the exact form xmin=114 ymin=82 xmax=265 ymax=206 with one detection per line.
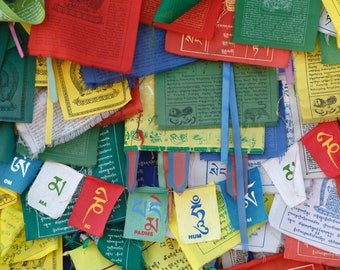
xmin=0 ymin=0 xmax=340 ymax=269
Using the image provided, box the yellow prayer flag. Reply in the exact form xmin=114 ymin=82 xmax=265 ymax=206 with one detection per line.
xmin=54 ymin=60 xmax=131 ymax=120
xmin=0 ymin=229 xmax=59 ymax=264
xmin=0 ymin=237 xmax=63 ymax=270
xmin=0 ymin=199 xmax=59 ymax=265
xmin=174 ymin=182 xmax=221 ymax=244
xmin=169 ymin=191 xmax=263 ymax=270
xmin=293 ymin=42 xmax=340 ymax=123
xmin=68 ymin=240 xmax=121 ymax=270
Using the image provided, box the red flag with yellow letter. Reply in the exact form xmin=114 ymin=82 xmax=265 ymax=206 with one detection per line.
xmin=68 ymin=175 xmax=125 ymax=237
xmin=300 ymin=121 xmax=340 ymax=178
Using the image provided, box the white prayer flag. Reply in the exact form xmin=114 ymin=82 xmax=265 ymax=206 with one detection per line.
xmin=269 ymin=178 xmax=340 ymax=255
xmin=262 ymin=142 xmax=306 ymax=208
xmin=27 ymin=161 xmax=83 ymax=219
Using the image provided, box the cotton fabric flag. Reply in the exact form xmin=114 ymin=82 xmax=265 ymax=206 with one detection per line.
xmin=293 ymin=43 xmax=340 ymax=123
xmin=27 ymin=161 xmax=84 ymax=219
xmin=269 ymin=178 xmax=340 ymax=255
xmin=21 ymin=179 xmax=82 ymax=240
xmin=140 ymin=0 xmax=161 ymax=24
xmin=169 ymin=191 xmax=264 ymax=270
xmin=233 ymin=222 xmax=283 ymax=253
xmin=301 ymin=121 xmax=340 ymax=179
xmin=68 ymin=175 xmax=125 ymax=237
xmin=53 ymin=60 xmax=131 ymax=120
xmin=284 ymin=235 xmax=340 ymax=267
xmin=173 ymin=181 xmax=221 ymax=244
xmin=219 ymin=167 xmax=267 ymax=229
xmin=262 ymin=142 xmax=306 ymax=208
xmin=0 ymin=23 xmax=36 ymax=123
xmin=0 ymin=228 xmax=59 ymax=265
xmin=28 ymin=0 xmax=142 ymax=73
xmin=155 ymin=60 xmax=223 ymax=130
xmin=232 ymin=0 xmax=321 ymax=52
xmin=123 ymin=186 xmax=169 ymax=242
xmin=0 ymin=155 xmax=42 ymax=194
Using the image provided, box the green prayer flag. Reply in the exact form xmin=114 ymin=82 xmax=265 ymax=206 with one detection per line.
xmin=0 ymin=23 xmax=35 ymax=123
xmin=155 ymin=60 xmax=222 ymax=130
xmin=232 ymin=0 xmax=321 ymax=52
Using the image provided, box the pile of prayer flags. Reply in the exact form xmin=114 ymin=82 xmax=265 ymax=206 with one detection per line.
xmin=0 ymin=1 xmax=340 ymax=270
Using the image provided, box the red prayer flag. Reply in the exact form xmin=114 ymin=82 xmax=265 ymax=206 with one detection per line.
xmin=68 ymin=175 xmax=125 ymax=237
xmin=28 ymin=0 xmax=142 ymax=73
xmin=300 ymin=121 xmax=340 ymax=178
xmin=221 ymin=253 xmax=325 ymax=270
xmin=284 ymin=236 xmax=340 ymax=267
